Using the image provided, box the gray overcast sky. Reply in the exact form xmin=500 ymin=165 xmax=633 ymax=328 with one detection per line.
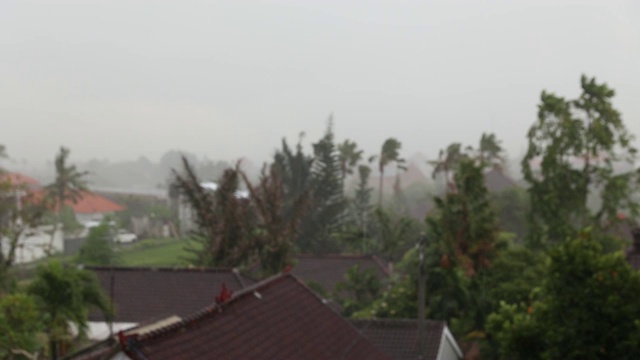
xmin=2 ymin=0 xmax=640 ymax=166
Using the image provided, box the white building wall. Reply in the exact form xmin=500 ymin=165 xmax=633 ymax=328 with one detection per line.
xmin=437 ymin=326 xmax=464 ymax=360
xmin=1 ymin=225 xmax=64 ymax=264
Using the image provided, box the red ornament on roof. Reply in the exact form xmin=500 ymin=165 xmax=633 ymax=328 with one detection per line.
xmin=215 ymin=283 xmax=233 ymax=304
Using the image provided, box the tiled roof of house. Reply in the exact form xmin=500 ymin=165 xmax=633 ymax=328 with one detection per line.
xmin=67 ymin=191 xmax=125 ymax=214
xmin=0 ymin=172 xmax=41 ymax=188
xmin=87 ymin=266 xmax=255 ymax=323
xmin=293 ymin=254 xmax=390 ymax=293
xmin=96 ymin=273 xmax=392 ymax=360
xmin=351 ymin=318 xmax=462 ymax=360
xmin=62 ymin=338 xmax=119 ymax=360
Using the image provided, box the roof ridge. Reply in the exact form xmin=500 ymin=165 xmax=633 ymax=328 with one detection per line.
xmin=132 ymin=273 xmax=292 ymax=342
xmin=350 ymin=318 xmax=446 ymax=326
xmin=87 ymin=265 xmax=243 ymax=273
xmin=297 ymin=253 xmax=378 ymax=259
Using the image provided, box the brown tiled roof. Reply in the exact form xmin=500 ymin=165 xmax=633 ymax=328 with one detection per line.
xmin=293 ymin=254 xmax=390 ymax=293
xmin=62 ymin=338 xmax=118 ymax=360
xmin=88 ymin=266 xmax=255 ymax=323
xmin=117 ymin=273 xmax=392 ymax=360
xmin=351 ymin=318 xmax=462 ymax=360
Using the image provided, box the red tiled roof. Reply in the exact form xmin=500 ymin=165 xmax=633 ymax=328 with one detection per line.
xmin=0 ymin=172 xmax=41 ymax=188
xmin=293 ymin=254 xmax=390 ymax=293
xmin=120 ymin=273 xmax=392 ymax=360
xmin=88 ymin=266 xmax=255 ymax=323
xmin=351 ymin=318 xmax=462 ymax=360
xmin=66 ymin=191 xmax=125 ymax=214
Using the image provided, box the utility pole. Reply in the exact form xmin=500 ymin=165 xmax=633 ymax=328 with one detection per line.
xmin=417 ymin=232 xmax=426 ymax=359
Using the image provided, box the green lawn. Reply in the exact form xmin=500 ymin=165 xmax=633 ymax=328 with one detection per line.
xmin=116 ymin=238 xmax=198 ymax=267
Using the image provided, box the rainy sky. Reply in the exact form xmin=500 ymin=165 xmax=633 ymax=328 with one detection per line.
xmin=2 ymin=0 xmax=640 ymax=166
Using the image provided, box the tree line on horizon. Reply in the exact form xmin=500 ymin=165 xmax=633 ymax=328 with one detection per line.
xmin=1 ymin=74 xmax=640 ymax=359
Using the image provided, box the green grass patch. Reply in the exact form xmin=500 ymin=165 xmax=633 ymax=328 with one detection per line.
xmin=116 ymin=238 xmax=198 ymax=267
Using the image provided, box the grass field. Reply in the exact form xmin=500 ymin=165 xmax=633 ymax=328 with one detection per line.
xmin=116 ymin=238 xmax=198 ymax=267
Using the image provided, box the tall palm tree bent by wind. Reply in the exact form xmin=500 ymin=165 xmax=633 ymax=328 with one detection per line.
xmin=45 ymin=147 xmax=89 ymax=255
xmin=376 ymin=138 xmax=405 ymax=207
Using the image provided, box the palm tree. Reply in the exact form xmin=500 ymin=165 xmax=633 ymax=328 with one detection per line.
xmin=28 ymin=261 xmax=113 ymax=359
xmin=375 ymin=138 xmax=405 ymax=207
xmin=478 ymin=133 xmax=504 ymax=168
xmin=45 ymin=147 xmax=88 ymax=254
xmin=429 ymin=143 xmax=464 ymax=192
xmin=337 ymin=139 xmax=363 ymax=185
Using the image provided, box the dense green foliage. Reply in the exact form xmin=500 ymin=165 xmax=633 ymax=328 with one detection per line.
xmin=77 ymin=221 xmax=117 ymax=266
xmin=28 ymin=261 xmax=113 ymax=358
xmin=486 ymin=234 xmax=640 ymax=359
xmin=333 ymin=264 xmax=382 ymax=316
xmin=4 ymin=76 xmax=638 ymax=359
xmin=173 ymin=160 xmax=255 ymax=268
xmin=522 ymin=75 xmax=640 ymax=248
xmin=0 ymin=293 xmax=42 ymax=359
xmin=305 ymin=120 xmax=347 ymax=253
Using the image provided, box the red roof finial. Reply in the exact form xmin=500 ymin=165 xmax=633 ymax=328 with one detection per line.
xmin=215 ymin=283 xmax=233 ymax=304
xmin=283 ymin=264 xmax=293 ymax=273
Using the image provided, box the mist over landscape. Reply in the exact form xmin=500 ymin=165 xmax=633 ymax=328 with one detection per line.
xmin=3 ymin=0 xmax=640 ymax=177
xmin=4 ymin=1 xmax=640 ymax=359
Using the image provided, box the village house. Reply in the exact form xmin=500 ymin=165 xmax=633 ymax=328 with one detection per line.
xmin=66 ymin=273 xmax=394 ymax=360
xmin=84 ymin=266 xmax=255 ymax=340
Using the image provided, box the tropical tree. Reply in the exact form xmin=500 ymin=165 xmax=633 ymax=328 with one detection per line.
xmin=28 ymin=261 xmax=113 ymax=359
xmin=241 ymin=165 xmax=308 ymax=277
xmin=371 ymin=207 xmax=418 ymax=260
xmin=478 ymin=133 xmax=504 ymax=168
xmin=303 ymin=120 xmax=346 ymax=253
xmin=486 ymin=232 xmax=640 ymax=359
xmin=173 ymin=158 xmax=255 ymax=268
xmin=333 ymin=264 xmax=382 ymax=316
xmin=429 ymin=158 xmax=501 ymax=277
xmin=76 ymin=220 xmax=117 ymax=266
xmin=0 ymin=180 xmax=47 ymax=291
xmin=272 ymin=135 xmax=315 ymax=250
xmin=45 ymin=147 xmax=89 ymax=254
xmin=375 ymin=138 xmax=406 ymax=207
xmin=522 ymin=75 xmax=640 ymax=248
xmin=429 ymin=143 xmax=465 ymax=192
xmin=337 ymin=139 xmax=363 ymax=185
xmin=0 ymin=293 xmax=43 ymax=359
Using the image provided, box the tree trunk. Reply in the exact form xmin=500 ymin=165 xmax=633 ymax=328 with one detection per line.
xmin=50 ymin=339 xmax=58 ymax=360
xmin=378 ymin=169 xmax=384 ymax=207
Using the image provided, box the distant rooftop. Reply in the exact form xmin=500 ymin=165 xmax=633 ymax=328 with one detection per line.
xmin=69 ymin=273 xmax=392 ymax=360
xmin=293 ymin=254 xmax=390 ymax=293
xmin=87 ymin=266 xmax=255 ymax=323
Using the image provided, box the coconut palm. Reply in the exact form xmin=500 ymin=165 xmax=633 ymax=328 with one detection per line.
xmin=375 ymin=138 xmax=406 ymax=207
xmin=337 ymin=139 xmax=363 ymax=184
xmin=28 ymin=261 xmax=113 ymax=359
xmin=45 ymin=147 xmax=89 ymax=254
xmin=478 ymin=132 xmax=504 ymax=168
xmin=429 ymin=143 xmax=464 ymax=192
